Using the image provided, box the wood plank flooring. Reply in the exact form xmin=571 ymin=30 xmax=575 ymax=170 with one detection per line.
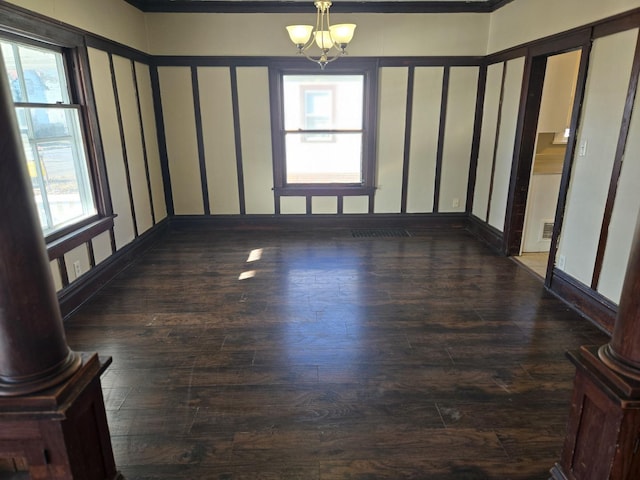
xmin=64 ymin=226 xmax=609 ymax=480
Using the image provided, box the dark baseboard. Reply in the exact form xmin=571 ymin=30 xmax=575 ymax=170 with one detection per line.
xmin=168 ymin=213 xmax=470 ymax=230
xmin=548 ymin=268 xmax=617 ymax=334
xmin=58 ymin=219 xmax=169 ymax=319
xmin=465 ymin=214 xmax=504 ymax=254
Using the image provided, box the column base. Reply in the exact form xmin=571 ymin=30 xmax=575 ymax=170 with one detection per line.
xmin=0 ymin=352 xmax=123 ymax=480
xmin=553 ymin=346 xmax=640 ymax=480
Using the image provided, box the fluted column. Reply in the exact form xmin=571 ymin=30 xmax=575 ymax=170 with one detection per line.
xmin=0 ymin=51 xmax=80 ymax=396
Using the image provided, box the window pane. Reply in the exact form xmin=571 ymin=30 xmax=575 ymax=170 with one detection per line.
xmin=285 ymin=132 xmax=362 ymax=184
xmin=1 ymin=40 xmax=69 ymax=104
xmin=283 ymin=75 xmax=363 ymax=131
xmin=16 ymin=107 xmax=96 ymax=235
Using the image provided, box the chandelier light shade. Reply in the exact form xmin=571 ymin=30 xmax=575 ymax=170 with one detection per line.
xmin=286 ymin=1 xmax=356 ymax=69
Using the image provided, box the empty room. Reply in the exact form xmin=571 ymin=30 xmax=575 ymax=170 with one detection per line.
xmin=1 ymin=0 xmax=640 ymax=479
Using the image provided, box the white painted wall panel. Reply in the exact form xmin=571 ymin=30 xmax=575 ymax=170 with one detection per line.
xmin=237 ymin=67 xmax=274 ymax=214
xmin=113 ymin=55 xmax=153 ymax=234
xmin=558 ymin=30 xmax=638 ymax=286
xmin=488 ymin=57 xmax=524 ymax=231
xmin=92 ymin=231 xmax=112 ymax=266
xmin=312 ymin=197 xmax=338 ymax=214
xmin=64 ymin=245 xmax=90 ymax=283
xmin=472 ymin=63 xmax=503 ymax=220
xmin=375 ymin=68 xmax=407 ymax=214
xmin=159 ymin=66 xmax=204 ymax=215
xmin=280 ymin=197 xmax=306 ymax=214
xmin=88 ymin=48 xmax=135 ymax=250
xmin=135 ymin=62 xmax=168 ymax=221
xmin=596 ymin=42 xmax=640 ymax=303
xmin=343 ymin=196 xmax=369 ymax=214
xmin=406 ymin=67 xmax=442 ymax=213
xmin=198 ymin=67 xmax=240 ymax=215
xmin=440 ymin=66 xmax=479 ymax=212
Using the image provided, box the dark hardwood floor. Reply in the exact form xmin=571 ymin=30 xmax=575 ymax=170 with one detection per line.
xmin=64 ymin=225 xmax=609 ymax=480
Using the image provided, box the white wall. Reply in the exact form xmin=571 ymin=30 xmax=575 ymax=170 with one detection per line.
xmin=488 ymin=0 xmax=640 ymax=53
xmin=145 ymin=12 xmax=490 ymax=57
xmin=5 ymin=0 xmax=148 ymax=52
xmin=557 ymin=29 xmax=638 ymax=292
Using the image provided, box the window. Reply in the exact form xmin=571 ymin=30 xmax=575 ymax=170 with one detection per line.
xmin=271 ymin=61 xmax=378 ymax=196
xmin=1 ymin=38 xmax=97 ymax=237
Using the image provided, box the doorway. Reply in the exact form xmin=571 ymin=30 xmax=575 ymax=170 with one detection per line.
xmin=518 ymin=50 xmax=582 ymax=277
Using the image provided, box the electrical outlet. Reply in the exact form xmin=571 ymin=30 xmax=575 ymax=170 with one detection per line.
xmin=557 ymin=254 xmax=566 ymax=270
xmin=73 ymin=260 xmax=82 ymax=278
xmin=452 ymin=198 xmax=460 ymax=208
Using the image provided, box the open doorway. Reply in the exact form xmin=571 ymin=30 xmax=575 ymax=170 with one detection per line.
xmin=517 ymin=50 xmax=582 ymax=278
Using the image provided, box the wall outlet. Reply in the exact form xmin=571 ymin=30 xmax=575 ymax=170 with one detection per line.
xmin=452 ymin=198 xmax=460 ymax=208
xmin=73 ymin=260 xmax=82 ymax=278
xmin=557 ymin=254 xmax=566 ymax=270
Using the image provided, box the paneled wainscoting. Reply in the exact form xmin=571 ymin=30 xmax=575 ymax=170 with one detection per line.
xmin=63 ymin=225 xmax=608 ymax=479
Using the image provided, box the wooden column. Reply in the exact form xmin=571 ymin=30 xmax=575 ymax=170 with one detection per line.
xmin=551 ymin=211 xmax=640 ymax=480
xmin=0 ymin=51 xmax=121 ymax=479
xmin=0 ymin=53 xmax=80 ymax=397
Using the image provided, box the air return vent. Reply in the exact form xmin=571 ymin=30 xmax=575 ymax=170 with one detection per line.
xmin=541 ymin=221 xmax=554 ymax=240
xmin=351 ymin=229 xmax=411 ymax=238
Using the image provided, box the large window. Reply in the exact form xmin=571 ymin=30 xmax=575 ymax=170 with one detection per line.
xmin=1 ymin=38 xmax=97 ymax=237
xmin=271 ymin=62 xmax=378 ymax=196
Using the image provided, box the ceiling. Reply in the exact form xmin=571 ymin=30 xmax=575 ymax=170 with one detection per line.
xmin=124 ymin=0 xmax=515 ymax=14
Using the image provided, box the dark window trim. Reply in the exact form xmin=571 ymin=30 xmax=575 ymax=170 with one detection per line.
xmin=269 ymin=59 xmax=379 ymax=200
xmin=47 ymin=215 xmax=115 ymax=260
xmin=0 ymin=15 xmax=113 ymax=254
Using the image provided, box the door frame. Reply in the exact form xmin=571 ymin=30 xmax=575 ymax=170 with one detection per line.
xmin=502 ymin=32 xmax=592 ymax=286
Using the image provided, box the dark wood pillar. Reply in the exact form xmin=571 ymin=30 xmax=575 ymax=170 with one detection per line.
xmin=0 ymin=50 xmax=121 ymax=479
xmin=0 ymin=52 xmax=80 ymax=397
xmin=551 ymin=211 xmax=640 ymax=480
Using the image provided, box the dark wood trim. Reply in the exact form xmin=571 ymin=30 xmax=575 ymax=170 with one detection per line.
xmin=149 ymin=65 xmax=175 ymax=216
xmin=591 ymin=32 xmax=640 ymax=290
xmin=306 ymin=196 xmax=312 ymax=215
xmin=191 ymin=66 xmax=211 ymax=215
xmin=229 ymin=66 xmax=246 ymax=215
xmin=378 ymin=57 xmax=486 ymax=67
xmin=125 ymin=0 xmax=514 ymax=14
xmin=546 ymin=42 xmax=593 ymax=287
xmin=87 ymin=241 xmax=96 ymax=269
xmin=548 ymin=269 xmax=617 ymax=333
xmin=58 ymin=219 xmax=169 ymax=319
xmin=0 ymin=2 xmax=83 ymax=46
xmin=503 ymin=54 xmax=546 ymax=255
xmin=84 ymin=34 xmax=151 ymax=64
xmin=337 ymin=196 xmax=344 ymax=215
xmin=466 ymin=64 xmax=487 ymax=214
xmin=485 ymin=61 xmax=507 ymax=223
xmin=109 ymin=228 xmax=117 ymax=255
xmin=47 ymin=217 xmax=115 ymax=261
xmin=168 ymin=212 xmax=469 ymax=230
xmin=593 ymin=9 xmax=640 ymax=39
xmin=433 ymin=66 xmax=450 ymax=213
xmin=131 ymin=60 xmax=157 ymax=225
xmin=108 ymin=52 xmax=139 ymax=238
xmin=466 ymin=214 xmax=504 ymax=253
xmin=58 ymin=256 xmax=70 ymax=288
xmin=400 ymin=66 xmax=415 ymax=214
xmin=275 ymin=186 xmax=376 ymax=196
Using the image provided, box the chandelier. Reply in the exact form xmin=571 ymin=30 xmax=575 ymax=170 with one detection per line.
xmin=285 ymin=1 xmax=356 ymax=69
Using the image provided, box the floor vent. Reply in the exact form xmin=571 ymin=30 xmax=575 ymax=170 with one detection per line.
xmin=351 ymin=229 xmax=411 ymax=238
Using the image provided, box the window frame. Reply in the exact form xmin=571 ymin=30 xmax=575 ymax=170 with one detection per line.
xmin=269 ymin=59 xmax=379 ymax=197
xmin=0 ymin=27 xmax=114 ymax=249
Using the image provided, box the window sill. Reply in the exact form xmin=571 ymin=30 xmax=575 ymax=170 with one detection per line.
xmin=275 ymin=185 xmax=375 ymax=196
xmin=47 ymin=216 xmax=115 ymax=260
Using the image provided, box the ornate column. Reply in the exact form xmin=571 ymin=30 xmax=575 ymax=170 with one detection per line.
xmin=551 ymin=211 xmax=640 ymax=480
xmin=0 ymin=50 xmax=121 ymax=479
xmin=0 ymin=51 xmax=81 ymax=397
